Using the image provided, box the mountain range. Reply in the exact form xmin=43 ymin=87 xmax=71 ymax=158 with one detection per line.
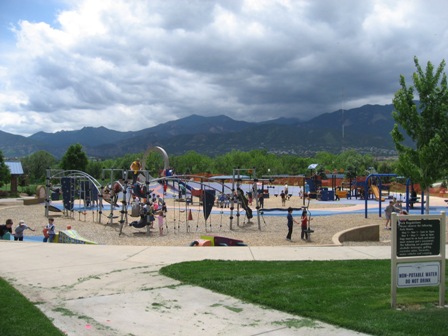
xmin=1 ymin=104 xmax=402 ymax=159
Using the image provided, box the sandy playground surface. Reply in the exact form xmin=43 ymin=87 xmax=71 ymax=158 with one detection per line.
xmin=2 ymin=193 xmax=429 ymax=247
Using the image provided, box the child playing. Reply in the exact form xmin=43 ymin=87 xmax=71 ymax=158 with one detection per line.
xmin=14 ymin=220 xmax=35 ymax=241
xmin=301 ymin=210 xmax=310 ymax=241
xmin=384 ymin=201 xmax=399 ymax=230
xmin=43 ymin=218 xmax=56 ymax=243
xmin=280 ymin=191 xmax=286 ymax=206
xmin=0 ymin=219 xmax=13 ymax=239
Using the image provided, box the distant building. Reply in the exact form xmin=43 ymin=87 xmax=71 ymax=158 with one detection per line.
xmin=5 ymin=161 xmax=24 ymax=193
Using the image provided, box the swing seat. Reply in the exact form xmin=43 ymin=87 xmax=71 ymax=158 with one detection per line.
xmin=129 ymin=220 xmax=148 ymax=228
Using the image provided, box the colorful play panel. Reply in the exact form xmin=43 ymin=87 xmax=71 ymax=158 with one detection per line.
xmin=197 ymin=235 xmax=247 ymax=246
xmin=56 ymin=230 xmax=97 ymax=244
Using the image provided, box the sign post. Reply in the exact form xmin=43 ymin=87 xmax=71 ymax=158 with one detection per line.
xmin=391 ymin=212 xmax=446 ymax=308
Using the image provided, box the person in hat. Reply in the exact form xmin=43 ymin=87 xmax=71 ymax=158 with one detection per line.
xmin=14 ymin=220 xmax=35 ymax=241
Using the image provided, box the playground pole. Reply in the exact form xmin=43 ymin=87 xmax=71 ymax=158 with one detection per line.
xmin=253 ymin=177 xmax=261 ymax=230
xmin=186 ymin=177 xmax=190 ymax=232
xmin=99 ymin=174 xmax=104 ymax=224
xmin=237 ymin=169 xmax=241 ymax=227
xmin=45 ymin=168 xmax=51 ymax=218
xmin=118 ymin=170 xmax=127 ymax=236
xmin=108 ymin=170 xmax=115 ymax=225
xmin=364 ymin=173 xmax=398 ymax=218
xmin=144 ymin=171 xmax=151 ymax=236
xmin=302 ymin=178 xmax=306 ymax=206
xmin=230 ymin=170 xmax=235 ymax=230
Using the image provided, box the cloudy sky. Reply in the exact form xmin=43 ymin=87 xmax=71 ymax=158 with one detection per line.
xmin=0 ymin=0 xmax=447 ymax=136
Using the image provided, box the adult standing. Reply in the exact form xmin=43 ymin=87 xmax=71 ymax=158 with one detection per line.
xmin=14 ymin=220 xmax=35 ymax=241
xmin=130 ymin=159 xmax=142 ymax=184
xmin=286 ymin=207 xmax=298 ymax=241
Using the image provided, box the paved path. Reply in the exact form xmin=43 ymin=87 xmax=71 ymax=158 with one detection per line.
xmin=0 ymin=243 xmax=398 ymax=336
xmin=1 ymin=196 xmax=447 ymax=335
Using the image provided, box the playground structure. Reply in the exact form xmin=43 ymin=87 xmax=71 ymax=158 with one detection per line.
xmin=41 ymin=144 xmax=431 ymax=243
xmin=43 ymin=146 xmax=275 ymax=237
xmin=268 ymin=167 xmax=425 ymax=220
xmin=34 ymin=165 xmax=440 ymax=248
xmin=44 ymin=169 xmax=102 ymax=218
xmin=362 ymin=173 xmax=397 ymax=218
xmin=141 ymin=145 xmax=170 ymax=172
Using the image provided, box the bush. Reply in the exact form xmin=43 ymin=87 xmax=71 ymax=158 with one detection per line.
xmin=21 ymin=186 xmax=36 ymax=196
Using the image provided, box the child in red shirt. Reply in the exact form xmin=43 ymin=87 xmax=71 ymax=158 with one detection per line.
xmin=301 ymin=210 xmax=309 ymax=241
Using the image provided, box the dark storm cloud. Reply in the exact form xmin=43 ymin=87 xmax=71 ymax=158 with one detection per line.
xmin=1 ymin=0 xmax=448 ymax=135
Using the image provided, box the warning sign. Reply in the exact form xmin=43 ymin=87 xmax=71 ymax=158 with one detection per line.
xmin=397 ymin=262 xmax=440 ymax=288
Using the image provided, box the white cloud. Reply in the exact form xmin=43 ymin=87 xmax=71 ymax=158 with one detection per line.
xmin=0 ymin=0 xmax=448 ymax=136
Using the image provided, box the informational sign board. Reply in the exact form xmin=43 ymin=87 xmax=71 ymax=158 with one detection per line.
xmin=397 ymin=262 xmax=440 ymax=288
xmin=391 ymin=212 xmax=446 ymax=308
xmin=396 ymin=219 xmax=440 ymax=257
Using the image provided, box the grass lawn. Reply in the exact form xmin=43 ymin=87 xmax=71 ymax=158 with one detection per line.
xmin=0 ymin=277 xmax=64 ymax=336
xmin=160 ymin=259 xmax=448 ymax=336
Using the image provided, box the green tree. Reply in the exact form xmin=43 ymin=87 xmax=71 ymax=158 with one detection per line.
xmin=279 ymin=155 xmax=310 ymax=175
xmin=21 ymin=151 xmax=56 ymax=183
xmin=171 ymin=151 xmax=213 ymax=174
xmin=213 ymin=155 xmax=233 ymax=174
xmin=392 ymin=56 xmax=448 ymax=212
xmin=86 ymin=160 xmax=103 ymax=180
xmin=60 ymin=144 xmax=89 ymax=171
xmin=144 ymin=152 xmax=165 ymax=177
xmin=250 ymin=151 xmax=276 ymax=176
xmin=0 ymin=151 xmax=10 ymax=188
xmin=314 ymin=152 xmax=337 ymax=171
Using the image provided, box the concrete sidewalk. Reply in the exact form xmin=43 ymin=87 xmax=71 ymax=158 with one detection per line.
xmin=0 ymin=243 xmax=394 ymax=335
